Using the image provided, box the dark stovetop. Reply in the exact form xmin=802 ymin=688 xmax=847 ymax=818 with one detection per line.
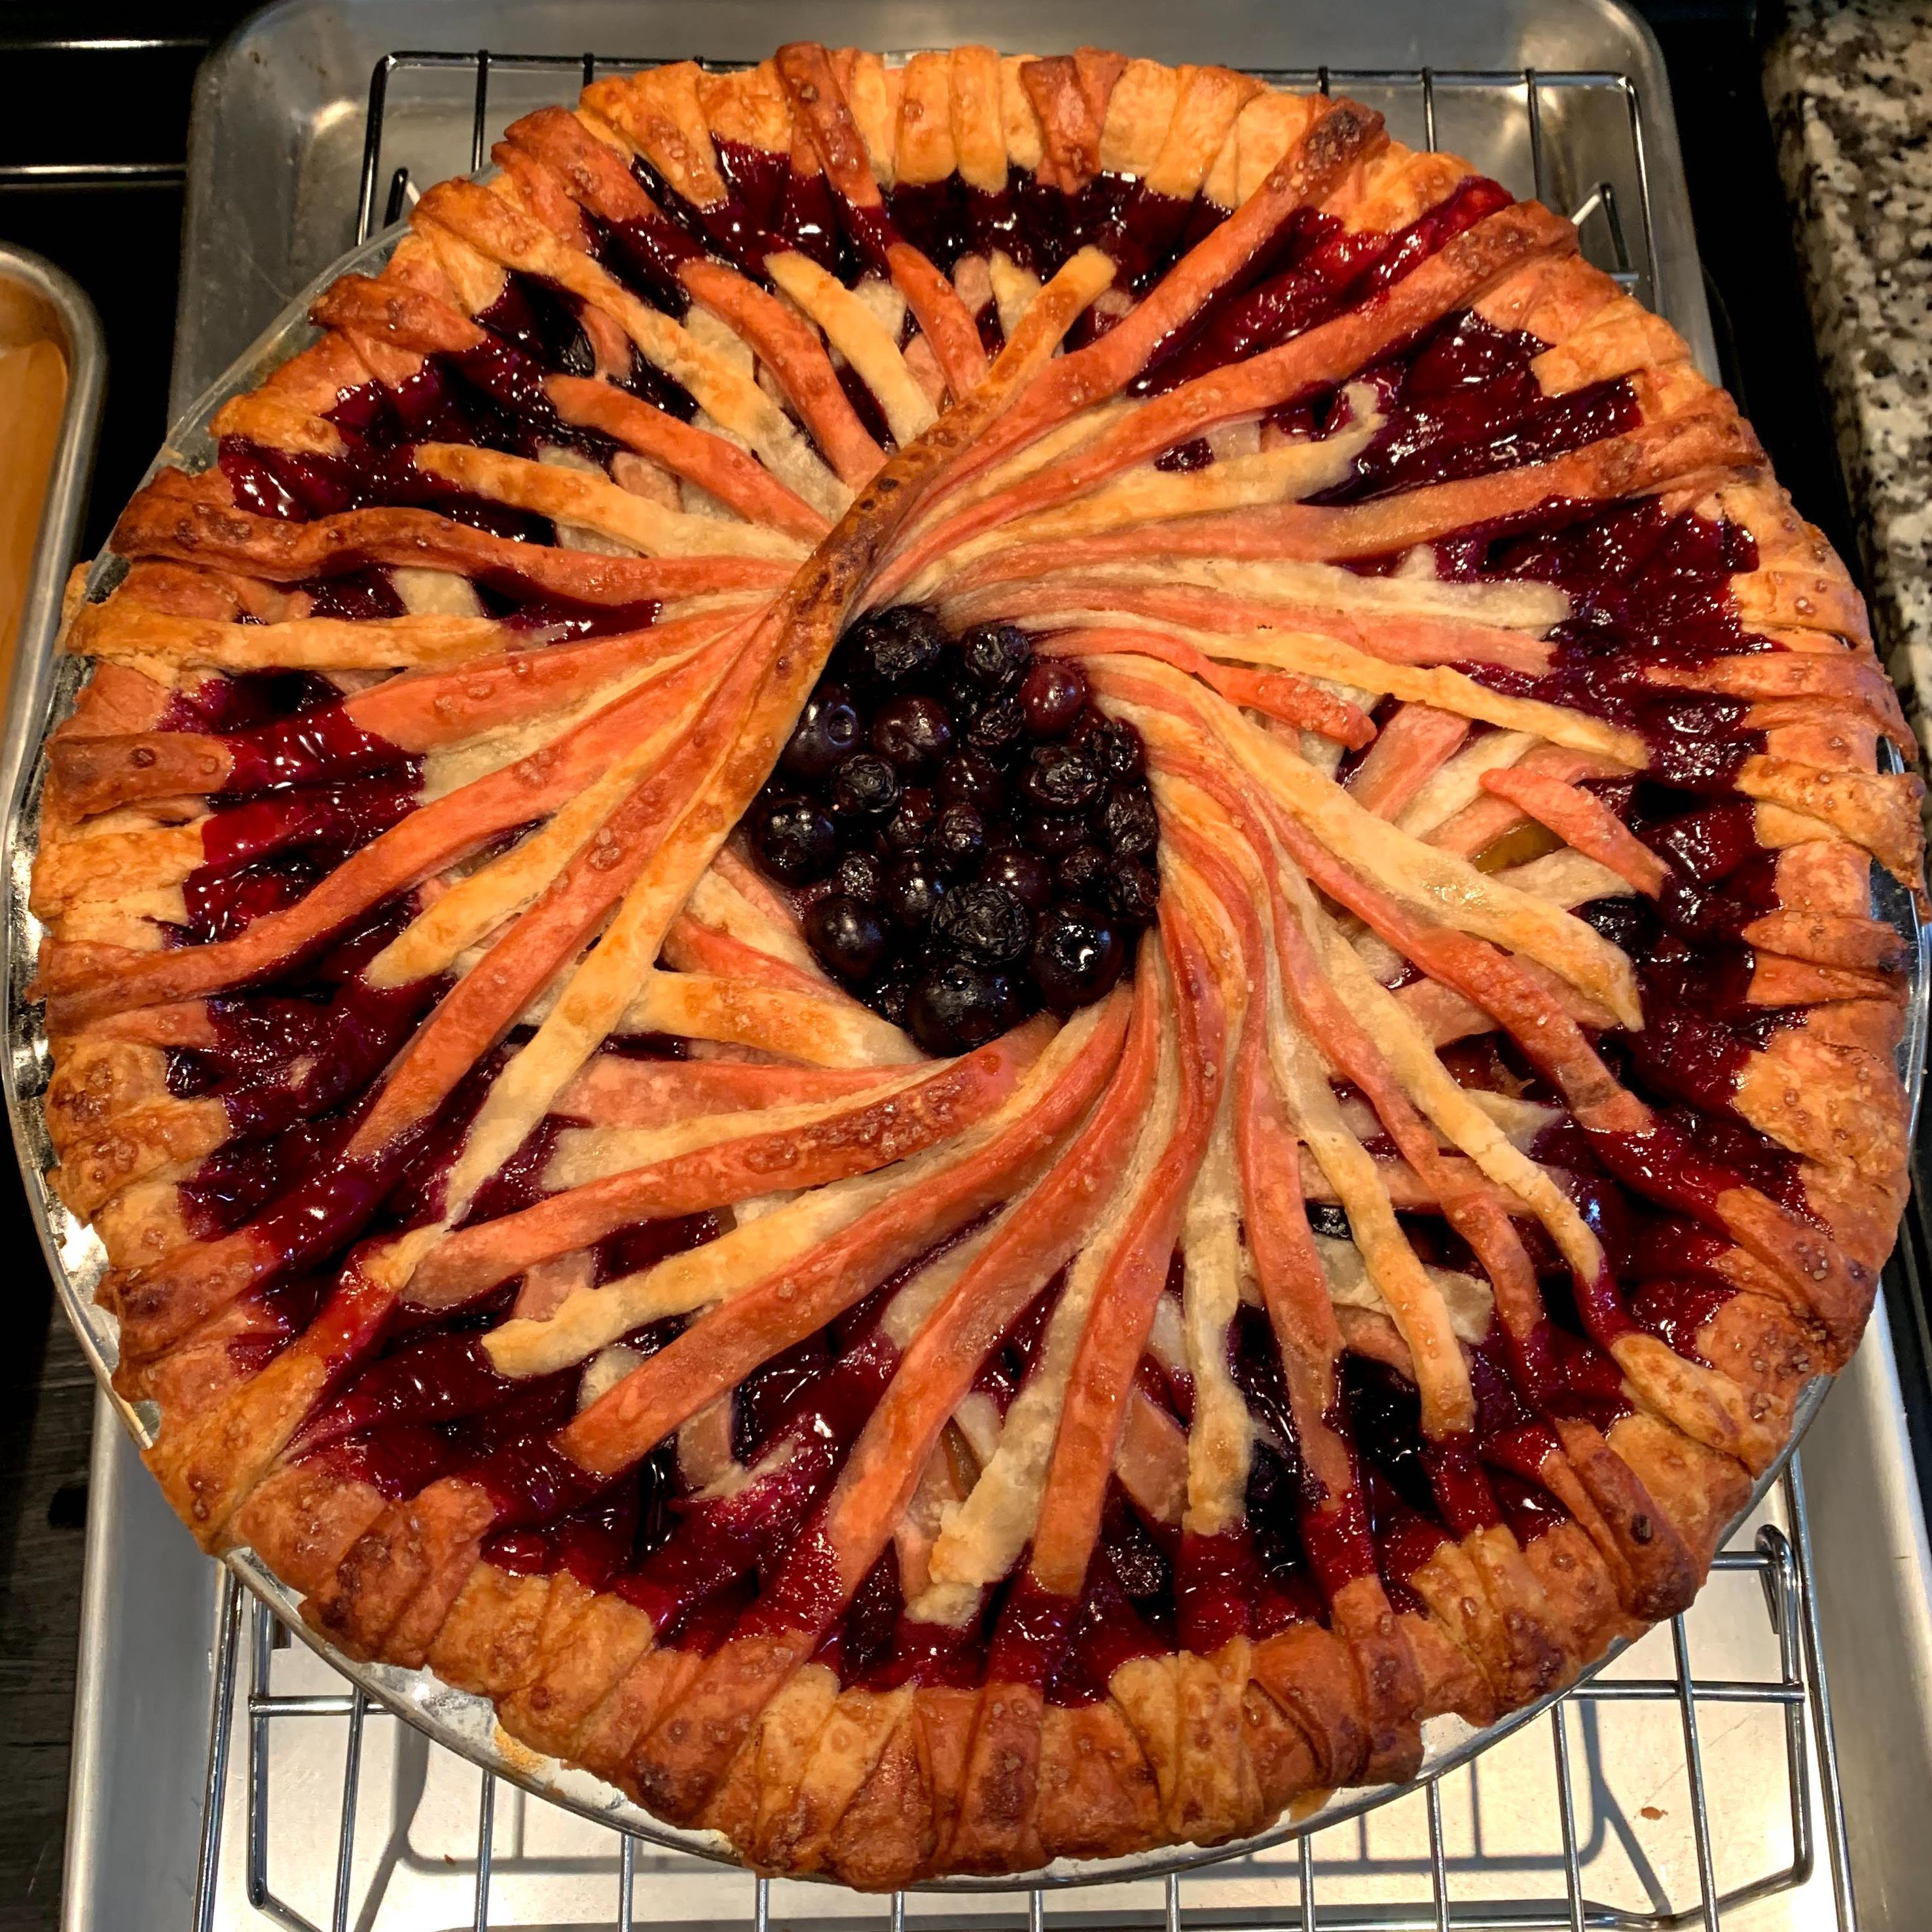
xmin=0 ymin=5 xmax=1899 ymax=1929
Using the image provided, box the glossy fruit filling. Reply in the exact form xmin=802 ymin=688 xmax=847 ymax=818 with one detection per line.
xmin=77 ymin=129 xmax=1861 ymax=1713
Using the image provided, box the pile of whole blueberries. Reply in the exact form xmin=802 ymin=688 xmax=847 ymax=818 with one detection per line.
xmin=748 ymin=605 xmax=1161 ymax=1056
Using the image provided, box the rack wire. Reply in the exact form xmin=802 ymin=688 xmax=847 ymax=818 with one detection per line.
xmin=350 ymin=52 xmax=1652 ymax=310
xmin=189 ymin=1464 xmax=1853 ymax=1931
xmin=181 ymin=44 xmax=1851 ymax=1932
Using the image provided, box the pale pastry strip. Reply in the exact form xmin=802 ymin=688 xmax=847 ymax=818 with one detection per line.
xmin=987 ymin=253 xmax=1043 ymax=340
xmin=1258 ymin=911 xmax=1476 ymax=1438
xmin=948 ymin=414 xmax=1383 ymax=560
xmin=1465 ymin=1090 xmax=1562 ymax=1150
xmin=484 ymin=1002 xmax=1110 ymax=1379
xmin=1313 ymin=1234 xmax=1495 ymax=1346
xmin=34 ymin=820 xmax=227 ymax=905
xmin=763 ymin=251 xmax=939 ymax=447
xmin=682 ymin=864 xmax=825 ymax=984
xmin=912 ymin=998 xmax=1180 ymax=1626
xmin=1178 ymin=1000 xmax=1254 ymax=1537
xmin=70 ymin=604 xmax=542 ymax=673
xmin=941 ymin=579 xmax=1565 ymax=683
xmin=1142 ymin=1296 xmax=1192 ymax=1394
xmin=416 ymin=183 xmax=850 ymax=520
xmin=1305 ymin=888 xmax=1607 ymax=1282
xmin=1125 ymin=672 xmax=1643 ymax=1029
xmin=614 ymin=970 xmax=920 ymax=1068
xmin=411 ymin=445 xmax=806 ymax=560
xmin=1398 ymin=729 xmax=1540 ymax=840
xmin=416 ymin=642 xmax=716 ymax=805
xmin=487 ymin=1159 xmax=922 ymax=1377
xmin=882 ymin=397 xmax=1134 ymax=553
xmin=50 ymin=894 xmax=182 ymax=945
xmin=413 ymin=680 xmax=760 ymax=1256
xmin=879 ymin=1218 xmax=1010 ymax=1349
xmin=388 ymin=565 xmax=487 ymax=616
xmin=542 ymin=1065 xmax=942 ymax=1190
xmin=675 ymin=1392 xmax=743 ymax=1497
xmin=1495 ymin=848 xmax=1633 ymax=910
xmin=361 ymin=645 xmax=733 ymax=989
xmin=999 ymin=551 xmax=1575 ymax=636
xmin=1037 ymin=614 xmax=1645 ymax=770
xmin=682 ymin=300 xmax=757 ymax=377
xmin=1165 ymin=788 xmax=1478 ymax=1438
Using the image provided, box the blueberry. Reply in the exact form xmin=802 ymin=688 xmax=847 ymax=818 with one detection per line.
xmin=931 ymin=801 xmax=987 ymax=873
xmin=752 ymin=794 xmax=837 ymax=884
xmin=938 ymin=748 xmax=1006 ymax=813
xmin=966 ymin=695 xmax=1026 ymax=762
xmin=882 ymin=785 xmax=938 ymax=855
xmin=850 ymin=606 xmax=946 ymax=686
xmin=1091 ymin=716 xmax=1146 ymax=780
xmin=907 ymin=957 xmax=1020 ymax=1055
xmin=1022 ymin=811 xmax=1091 ymax=855
xmin=833 ymin=849 xmax=884 ymax=903
xmin=959 ymin=622 xmax=1033 ymax=691
xmin=804 ymin=894 xmax=889 ymax=982
xmin=1055 ymin=843 xmax=1111 ymax=903
xmin=1030 ymin=904 xmax=1126 ymax=1014
xmin=1108 ymin=860 xmax=1161 ymax=926
xmin=868 ymin=954 xmax=918 ymax=1027
xmin=780 ymin=682 xmax=862 ymax=781
xmin=982 ymin=845 xmax=1053 ymax=911
xmin=871 ymin=693 xmax=954 ymax=774
xmin=1019 ymin=659 xmax=1089 ymax=737
xmin=883 ymin=856 xmax=948 ymax=930
xmin=932 ymin=882 xmax=1032 ymax=966
xmin=831 ymin=752 xmax=901 ymax=820
xmin=1101 ymin=781 xmax=1159 ymax=859
xmin=1021 ymin=742 xmax=1102 ymax=813
xmin=939 ymin=675 xmax=983 ymax=723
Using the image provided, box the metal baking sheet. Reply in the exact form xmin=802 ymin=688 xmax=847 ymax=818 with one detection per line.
xmin=28 ymin=0 xmax=1932 ymax=1921
xmin=0 ymin=244 xmax=103 ymax=833
xmin=170 ymin=0 xmax=1715 ymax=410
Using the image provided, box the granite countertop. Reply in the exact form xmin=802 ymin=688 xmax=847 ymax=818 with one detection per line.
xmin=1766 ymin=0 xmax=1932 ymax=773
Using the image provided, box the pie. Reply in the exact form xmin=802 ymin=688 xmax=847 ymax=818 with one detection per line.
xmin=27 ymin=42 xmax=1924 ymax=1886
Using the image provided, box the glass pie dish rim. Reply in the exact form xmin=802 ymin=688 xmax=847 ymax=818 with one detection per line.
xmin=5 ymin=213 xmax=1918 ymax=1894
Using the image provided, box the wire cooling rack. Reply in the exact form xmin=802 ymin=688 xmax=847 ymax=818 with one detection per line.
xmin=351 ymin=53 xmax=1654 ymax=304
xmin=189 ymin=1465 xmax=1851 ymax=1931
xmin=175 ymin=45 xmax=1850 ymax=1932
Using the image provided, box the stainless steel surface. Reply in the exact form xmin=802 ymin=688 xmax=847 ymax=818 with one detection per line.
xmin=64 ymin=1394 xmax=223 ymax=1932
xmin=168 ymin=0 xmax=1713 ymax=410
xmin=0 ymin=243 xmax=103 ymax=836
xmin=29 ymin=1 xmax=1932 ymax=1923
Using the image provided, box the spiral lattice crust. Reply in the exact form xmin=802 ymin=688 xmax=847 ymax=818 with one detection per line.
xmin=31 ymin=45 xmax=1923 ymax=1884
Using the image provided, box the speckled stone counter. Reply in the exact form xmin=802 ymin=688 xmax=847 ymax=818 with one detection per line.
xmin=1766 ymin=1 xmax=1932 ymax=765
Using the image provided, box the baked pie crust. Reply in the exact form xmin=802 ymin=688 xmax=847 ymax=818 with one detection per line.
xmin=27 ymin=43 xmax=1925 ymax=1885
